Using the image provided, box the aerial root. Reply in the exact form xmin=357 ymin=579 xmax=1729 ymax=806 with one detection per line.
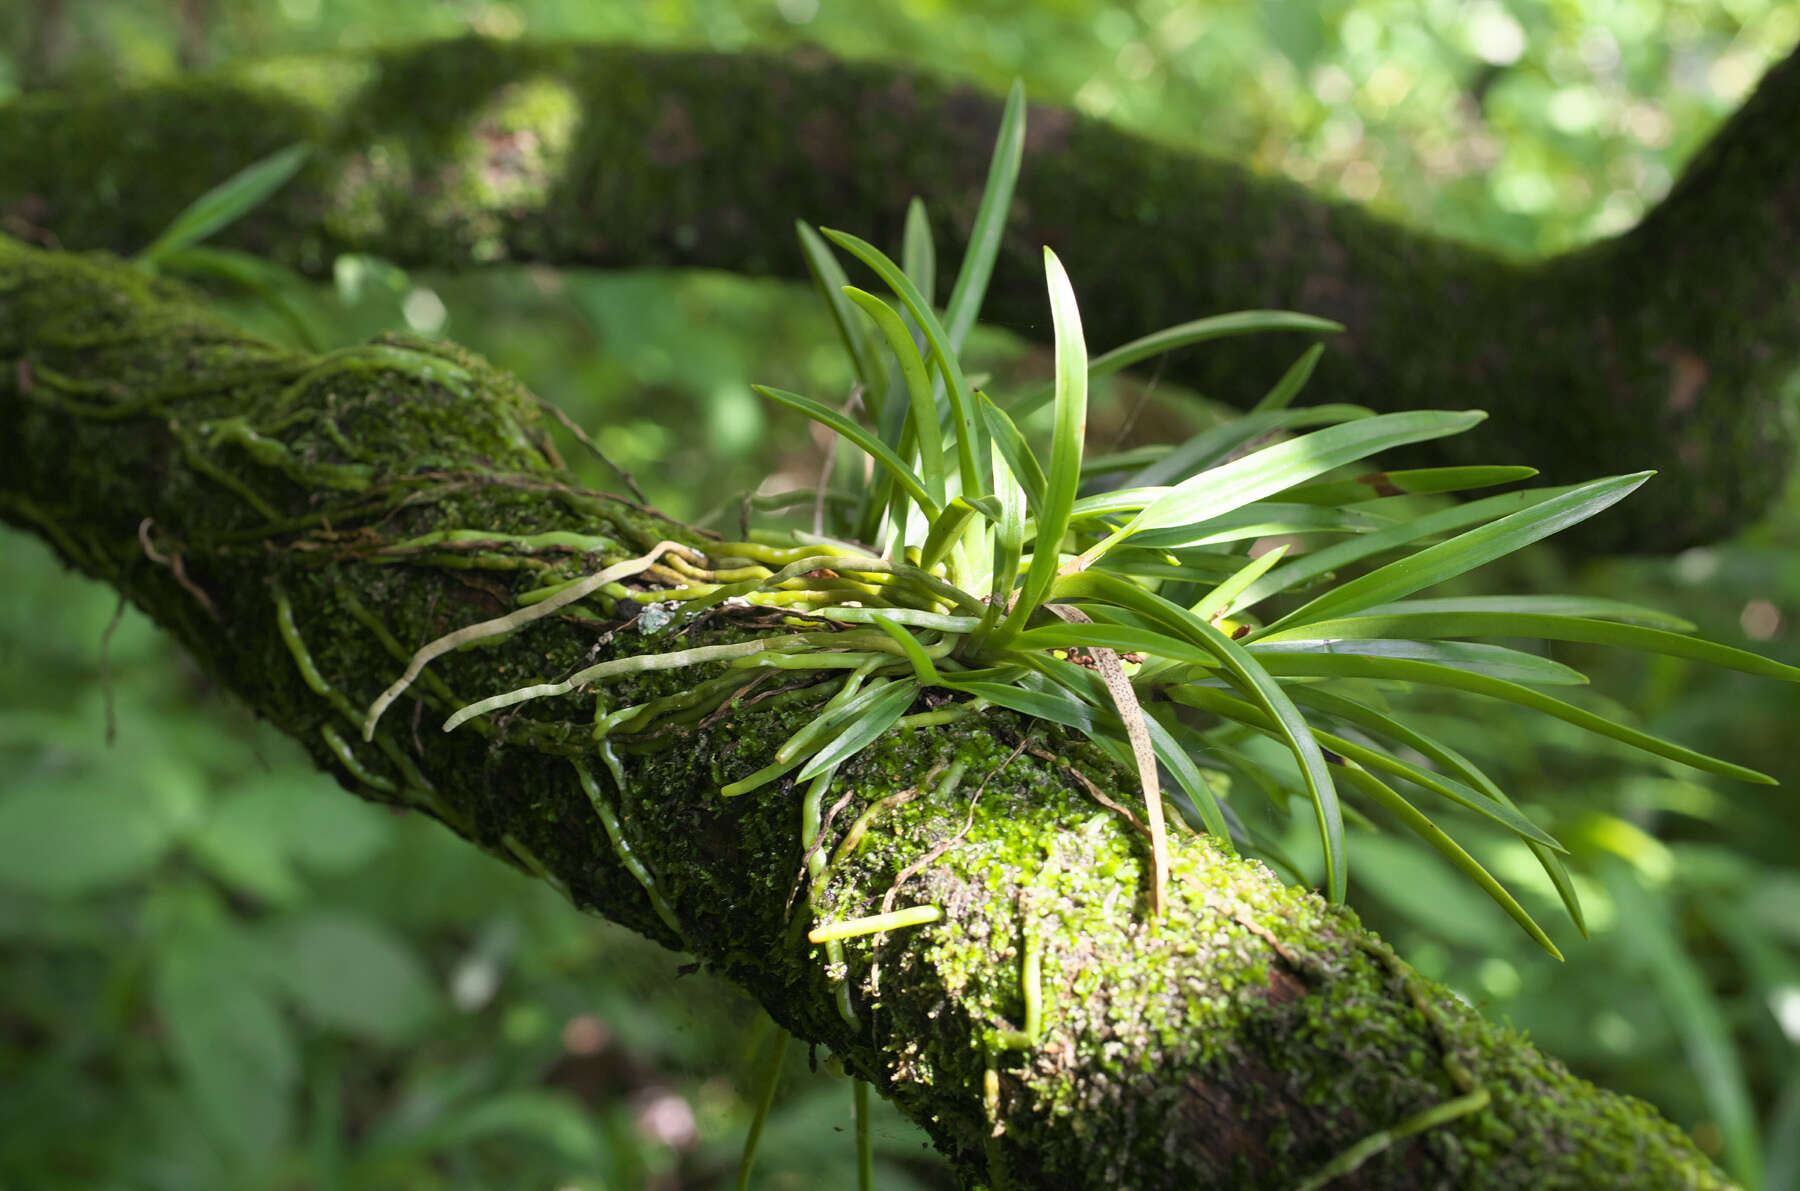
xmin=361 ymin=539 xmax=702 ymax=739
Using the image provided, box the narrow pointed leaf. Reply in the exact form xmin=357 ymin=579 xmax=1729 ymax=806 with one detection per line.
xmin=798 ymin=680 xmax=922 ymax=781
xmin=1050 ymin=570 xmax=1346 ymax=901
xmin=1280 ymin=466 xmax=1540 ymax=507
xmin=1257 ymin=612 xmax=1800 ymax=683
xmin=1251 ymin=652 xmax=1777 ymax=784
xmin=943 ymin=79 xmax=1026 ymax=353
xmin=822 ymin=229 xmax=987 ymax=496
xmin=1248 ymin=638 xmax=1589 ymax=685
xmin=1168 ymin=683 xmax=1566 ymax=851
xmin=996 ymin=248 xmax=1088 ymax=638
xmin=901 ymin=197 xmax=936 ymax=308
xmin=1251 ymin=343 xmax=1326 ymax=413
xmin=1358 ymin=595 xmax=1696 ymax=630
xmin=797 ymin=222 xmax=884 ymax=405
xmin=842 ymin=287 xmax=946 ymax=504
xmin=1286 ymin=685 xmax=1586 ymax=935
xmin=138 ymin=143 xmax=311 ymax=264
xmin=1191 ymin=546 xmax=1289 ymax=623
xmin=1086 ymin=411 xmax=1486 ymax=567
xmin=1129 ymin=405 xmax=1374 ymax=488
xmin=754 ymin=385 xmax=937 ymax=518
xmin=975 ymin=389 xmax=1046 ymax=512
xmin=1336 ymin=767 xmax=1563 ymax=960
xmin=1013 ymin=311 xmax=1344 ymax=419
xmin=1258 ymin=472 xmax=1653 ymax=637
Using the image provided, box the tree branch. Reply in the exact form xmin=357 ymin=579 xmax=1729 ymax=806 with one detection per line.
xmin=2 ymin=38 xmax=1795 ymax=553
xmin=0 ymin=236 xmax=1736 ymax=1188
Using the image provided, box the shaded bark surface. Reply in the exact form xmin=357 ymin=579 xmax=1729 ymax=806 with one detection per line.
xmin=0 ymin=236 xmax=1736 ymax=1188
xmin=1 ymin=38 xmax=1796 ymax=552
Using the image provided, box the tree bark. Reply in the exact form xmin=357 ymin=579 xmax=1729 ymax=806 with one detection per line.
xmin=1 ymin=38 xmax=1795 ymax=554
xmin=0 ymin=235 xmax=1736 ymax=1189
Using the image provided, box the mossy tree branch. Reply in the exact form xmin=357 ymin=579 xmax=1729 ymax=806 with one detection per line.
xmin=2 ymin=38 xmax=1795 ymax=553
xmin=0 ymin=236 xmax=1737 ymax=1188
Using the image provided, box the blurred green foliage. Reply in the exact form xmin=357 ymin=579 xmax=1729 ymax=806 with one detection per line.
xmin=2 ymin=1 xmax=1798 ymax=1188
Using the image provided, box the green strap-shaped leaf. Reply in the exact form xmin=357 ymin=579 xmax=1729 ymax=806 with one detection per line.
xmin=1247 ymin=638 xmax=1589 ymax=686
xmin=1279 ymin=465 xmax=1540 ymax=507
xmin=822 ymin=228 xmax=989 ymax=498
xmin=1082 ymin=410 xmax=1486 ymax=568
xmin=975 ymin=389 xmax=1046 ymax=513
xmin=1336 ymin=767 xmax=1563 ymax=960
xmin=1190 ymin=545 xmax=1289 ymax=624
xmin=937 ymin=675 xmax=1099 ymax=734
xmin=1252 ymin=652 xmax=1776 ymax=784
xmin=1049 ymin=570 xmax=1347 ymax=902
xmin=754 ymin=385 xmax=938 ymax=520
xmin=992 ymin=248 xmax=1090 ymax=642
xmin=1129 ymin=404 xmax=1375 ymax=488
xmin=1250 ymin=343 xmax=1326 ymax=413
xmin=137 ymin=143 xmax=311 ymax=265
xmin=1286 ymin=684 xmax=1586 ymax=935
xmin=901 ymin=197 xmax=936 ymax=314
xmin=1259 ymin=611 xmax=1800 ymax=682
xmin=797 ymin=222 xmax=885 ymax=411
xmin=1357 ymin=594 xmax=1695 ymax=630
xmin=841 ymin=287 xmax=947 ymax=505
xmin=798 ymin=680 xmax=922 ymax=782
xmin=1169 ymin=682 xmax=1565 ymax=850
xmin=1229 ymin=484 xmax=1583 ymax=615
xmin=943 ymin=79 xmax=1026 ymax=354
xmin=1012 ymin=310 xmax=1344 ymax=419
xmin=1257 ymin=472 xmax=1653 ymax=637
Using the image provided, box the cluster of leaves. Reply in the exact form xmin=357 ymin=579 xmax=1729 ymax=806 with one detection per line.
xmin=741 ymin=83 xmax=1800 ymax=955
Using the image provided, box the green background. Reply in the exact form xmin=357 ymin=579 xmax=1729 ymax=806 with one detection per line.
xmin=2 ymin=2 xmax=1797 ymax=1187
